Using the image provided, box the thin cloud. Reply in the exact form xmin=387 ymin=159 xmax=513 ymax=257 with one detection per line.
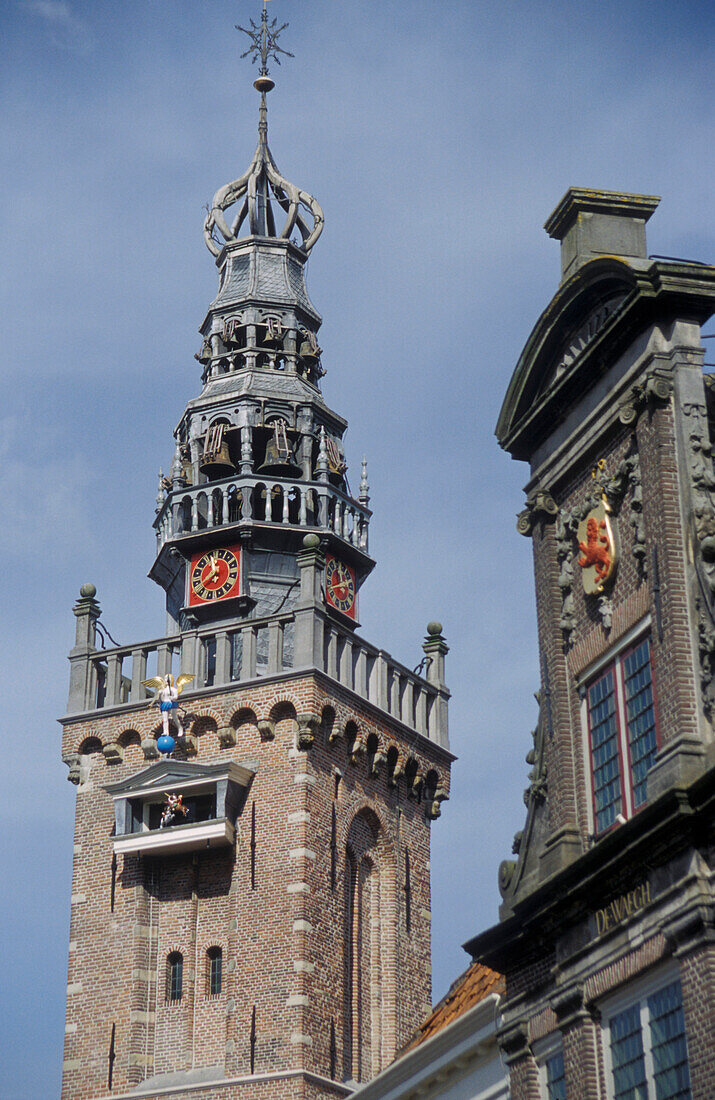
xmin=21 ymin=0 xmax=94 ymax=53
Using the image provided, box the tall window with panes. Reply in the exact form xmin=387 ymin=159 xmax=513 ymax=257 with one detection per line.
xmin=586 ymin=635 xmax=658 ymax=835
xmin=607 ymin=978 xmax=692 ymax=1100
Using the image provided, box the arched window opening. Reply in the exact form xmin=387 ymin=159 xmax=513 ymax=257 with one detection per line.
xmin=166 ymin=952 xmax=183 ymax=1002
xmin=344 ymin=810 xmax=391 ymax=1083
xmin=385 ymin=746 xmax=399 ymax=787
xmin=206 ymin=946 xmax=222 ymax=996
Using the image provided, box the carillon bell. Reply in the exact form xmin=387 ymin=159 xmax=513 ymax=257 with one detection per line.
xmin=298 ymin=330 xmax=322 ymax=364
xmin=199 ymin=423 xmax=234 ymax=477
xmin=258 ymin=419 xmax=302 ymax=478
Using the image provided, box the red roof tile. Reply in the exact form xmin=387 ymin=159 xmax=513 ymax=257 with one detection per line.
xmin=403 ymin=962 xmax=504 ymax=1051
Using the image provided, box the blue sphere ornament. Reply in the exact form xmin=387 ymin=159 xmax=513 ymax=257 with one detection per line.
xmin=157 ymin=734 xmax=176 ymax=755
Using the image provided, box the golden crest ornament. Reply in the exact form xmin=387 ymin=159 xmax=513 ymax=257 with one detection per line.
xmin=577 ymin=501 xmax=618 ymax=595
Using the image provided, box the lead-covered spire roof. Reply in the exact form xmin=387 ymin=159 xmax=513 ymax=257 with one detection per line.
xmin=203 ymin=4 xmax=324 ymax=257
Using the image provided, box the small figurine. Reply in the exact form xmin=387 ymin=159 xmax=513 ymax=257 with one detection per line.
xmin=160 ymin=792 xmax=189 ymax=828
xmin=141 ymin=673 xmax=195 ymax=755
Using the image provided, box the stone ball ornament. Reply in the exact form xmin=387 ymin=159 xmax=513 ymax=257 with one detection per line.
xmin=80 ymin=583 xmax=97 ymax=598
xmin=426 ymin=621 xmax=443 ymax=636
xmin=303 ymin=533 xmax=321 ymax=549
xmin=157 ymin=734 xmax=176 ymax=756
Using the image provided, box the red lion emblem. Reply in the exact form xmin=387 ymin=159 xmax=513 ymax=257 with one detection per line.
xmin=578 ymin=516 xmax=611 ymax=582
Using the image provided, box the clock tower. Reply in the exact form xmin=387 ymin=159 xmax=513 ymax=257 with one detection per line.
xmin=60 ymin=10 xmax=452 ymax=1100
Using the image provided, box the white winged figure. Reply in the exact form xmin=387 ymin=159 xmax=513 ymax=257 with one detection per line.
xmin=141 ymin=673 xmax=195 ymax=740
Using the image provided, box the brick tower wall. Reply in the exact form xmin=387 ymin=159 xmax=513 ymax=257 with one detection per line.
xmin=60 ymin=672 xmax=449 ymax=1100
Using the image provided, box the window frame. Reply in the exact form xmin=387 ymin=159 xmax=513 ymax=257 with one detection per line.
xmin=166 ymin=951 xmax=183 ymax=1003
xmin=580 ymin=624 xmax=660 ymax=837
xmin=600 ymin=966 xmax=692 ymax=1100
xmin=533 ymin=1032 xmax=567 ymax=1100
xmin=206 ymin=946 xmax=223 ymax=997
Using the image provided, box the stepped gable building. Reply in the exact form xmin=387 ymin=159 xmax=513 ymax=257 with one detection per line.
xmin=60 ymin=13 xmax=452 ymax=1099
xmin=467 ymin=190 xmax=715 ymax=1099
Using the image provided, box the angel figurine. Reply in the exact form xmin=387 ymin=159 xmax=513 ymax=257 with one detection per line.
xmin=141 ymin=673 xmax=195 ymax=754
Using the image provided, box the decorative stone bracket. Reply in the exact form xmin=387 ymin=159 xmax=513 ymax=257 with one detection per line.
xmin=257 ymin=719 xmax=275 ymax=742
xmin=103 ymin=742 xmax=124 ymax=766
xmin=218 ymin=725 xmax=237 ymax=749
xmin=617 ymin=366 xmax=672 ymax=425
xmin=517 ymin=487 xmax=558 ymax=537
xmin=496 ymin=1022 xmax=531 ymax=1067
xmin=296 ymin=712 xmax=320 ymax=750
xmin=63 ymin=752 xmax=85 ymax=785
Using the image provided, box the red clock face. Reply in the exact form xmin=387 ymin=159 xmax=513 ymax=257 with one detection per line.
xmin=325 ymin=555 xmax=356 ymax=619
xmin=188 ymin=545 xmax=241 ymax=606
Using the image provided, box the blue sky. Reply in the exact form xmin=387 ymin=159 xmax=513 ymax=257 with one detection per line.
xmin=1 ymin=1 xmax=713 ymax=1096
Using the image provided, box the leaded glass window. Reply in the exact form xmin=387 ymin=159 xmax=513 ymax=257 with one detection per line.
xmin=611 ymin=1004 xmax=647 ymax=1100
xmin=207 ymin=946 xmax=222 ymax=996
xmin=586 ymin=634 xmax=658 ymax=835
xmin=545 ymin=1050 xmax=567 ymax=1100
xmin=167 ymin=952 xmax=183 ymax=1002
xmin=606 ymin=977 xmax=692 ymax=1100
xmin=588 ymin=669 xmax=622 ymax=833
xmin=623 ymin=639 xmax=657 ymax=808
xmin=648 ymin=982 xmax=692 ymax=1100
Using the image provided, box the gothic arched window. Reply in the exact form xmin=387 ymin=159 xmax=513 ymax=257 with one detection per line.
xmin=344 ymin=809 xmax=395 ymax=1083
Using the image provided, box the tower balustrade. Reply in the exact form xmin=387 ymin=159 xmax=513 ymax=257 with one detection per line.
xmin=154 ymin=473 xmax=370 ymax=552
xmin=64 ymin=607 xmax=448 ymax=748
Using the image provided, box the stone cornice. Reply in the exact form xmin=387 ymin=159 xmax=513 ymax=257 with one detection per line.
xmin=464 ymin=768 xmax=715 ymax=969
xmin=497 ymin=257 xmax=715 ymax=461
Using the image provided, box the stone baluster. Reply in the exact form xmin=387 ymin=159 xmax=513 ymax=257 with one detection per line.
xmin=299 ymin=488 xmax=308 ymax=525
xmin=180 ymin=629 xmax=198 ymax=681
xmin=422 ymin=622 xmax=450 ymax=748
xmin=267 ymin=620 xmax=283 ymax=675
xmin=282 ymin=488 xmax=290 ymax=523
xmin=343 ymin=508 xmax=351 ymax=541
xmin=105 ymin=653 xmax=122 ymax=707
xmin=208 ymin=494 xmax=215 ymax=527
xmin=222 ymin=487 xmax=230 ymax=525
xmin=241 ymin=484 xmax=252 ymax=520
xmin=339 ymin=638 xmax=352 ymax=687
xmin=191 ymin=496 xmax=199 ymax=531
xmin=130 ymin=648 xmax=148 ymax=703
xmin=354 ymin=646 xmax=368 ymax=697
xmin=157 ymin=644 xmax=172 ymax=678
xmin=212 ymin=631 xmax=229 ymax=686
xmin=241 ymin=625 xmax=257 ymax=680
xmin=67 ymin=585 xmax=102 ymax=714
xmin=318 ymin=490 xmax=329 ymax=528
xmin=374 ymin=652 xmax=390 ymax=711
xmin=415 ymin=688 xmax=428 ymax=736
xmin=401 ymin=677 xmax=414 ymax=726
xmin=325 ymin=627 xmax=338 ymax=679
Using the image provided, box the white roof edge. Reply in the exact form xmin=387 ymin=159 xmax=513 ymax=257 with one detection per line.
xmin=349 ymin=992 xmax=501 ymax=1100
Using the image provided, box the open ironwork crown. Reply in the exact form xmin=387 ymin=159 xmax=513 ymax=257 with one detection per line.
xmin=203 ymin=5 xmax=324 ymax=257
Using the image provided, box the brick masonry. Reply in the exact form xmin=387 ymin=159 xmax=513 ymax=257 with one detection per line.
xmin=60 ymin=672 xmax=451 ymax=1099
xmin=474 ymin=196 xmax=715 ymax=1100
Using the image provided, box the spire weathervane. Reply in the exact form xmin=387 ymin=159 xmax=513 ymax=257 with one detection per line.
xmin=203 ymin=2 xmax=323 ymax=257
xmin=236 ymin=0 xmax=294 ymax=93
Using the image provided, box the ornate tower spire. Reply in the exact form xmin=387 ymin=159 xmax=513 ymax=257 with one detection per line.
xmin=203 ymin=3 xmax=323 ymax=256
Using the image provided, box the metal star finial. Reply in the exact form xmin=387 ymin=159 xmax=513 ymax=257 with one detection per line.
xmin=236 ymin=1 xmax=294 ymax=80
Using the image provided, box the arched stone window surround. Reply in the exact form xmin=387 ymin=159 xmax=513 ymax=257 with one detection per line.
xmin=342 ymin=804 xmax=397 ymax=1083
